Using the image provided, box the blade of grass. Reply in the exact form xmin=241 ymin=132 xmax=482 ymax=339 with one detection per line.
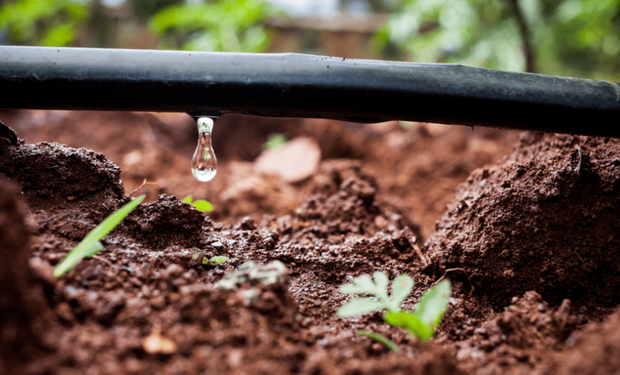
xmin=84 ymin=241 xmax=104 ymax=258
xmin=358 ymin=330 xmax=400 ymax=353
xmin=54 ymin=195 xmax=146 ymax=277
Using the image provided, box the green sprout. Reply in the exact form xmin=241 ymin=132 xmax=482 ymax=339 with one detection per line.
xmin=54 ymin=195 xmax=146 ymax=277
xmin=192 ymin=254 xmax=229 ymax=266
xmin=183 ymin=195 xmax=213 ymax=212
xmin=263 ymin=133 xmax=288 ymax=151
xmin=337 ymin=272 xmax=451 ymax=349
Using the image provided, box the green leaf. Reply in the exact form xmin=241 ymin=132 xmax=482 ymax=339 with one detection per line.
xmin=192 ymin=199 xmax=213 ymax=212
xmin=41 ymin=23 xmax=75 ymax=47
xmin=209 ymin=256 xmax=229 ymax=266
xmin=84 ymin=241 xmax=104 ymax=258
xmin=340 ymin=274 xmax=376 ymax=295
xmin=54 ymin=195 xmax=145 ymax=277
xmin=263 ymin=133 xmax=288 ymax=150
xmin=414 ymin=280 xmax=451 ymax=330
xmin=337 ymin=298 xmax=385 ymax=318
xmin=373 ymin=271 xmax=389 ymax=296
xmin=358 ymin=330 xmax=400 ymax=353
xmin=387 ymin=274 xmax=414 ymax=312
xmin=384 ymin=310 xmax=434 ymax=342
xmin=182 ymin=195 xmax=213 ymax=211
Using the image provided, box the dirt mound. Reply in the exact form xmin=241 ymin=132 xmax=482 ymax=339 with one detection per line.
xmin=426 ymin=132 xmax=620 ymax=308
xmin=543 ymin=307 xmax=620 ymax=375
xmin=0 ymin=121 xmax=124 ymax=203
xmin=294 ymin=160 xmax=420 ymax=239
xmin=0 ymin=175 xmax=56 ymax=374
xmin=0 ymin=175 xmax=34 ymax=372
xmin=457 ymin=291 xmax=577 ymax=374
xmin=122 ymin=194 xmax=206 ymax=249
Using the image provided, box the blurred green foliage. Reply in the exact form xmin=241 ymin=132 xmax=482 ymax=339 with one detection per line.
xmin=0 ymin=0 xmax=88 ymax=46
xmin=263 ymin=133 xmax=288 ymax=150
xmin=149 ymin=0 xmax=277 ymax=52
xmin=129 ymin=0 xmax=183 ymax=19
xmin=373 ymin=0 xmax=620 ymax=80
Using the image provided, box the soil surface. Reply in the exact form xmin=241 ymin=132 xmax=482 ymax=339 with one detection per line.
xmin=1 ymin=109 xmax=619 ymax=374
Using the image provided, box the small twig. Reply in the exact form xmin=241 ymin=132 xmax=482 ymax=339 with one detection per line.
xmin=90 ymin=255 xmax=115 ymax=268
xmin=572 ymin=248 xmax=587 ymax=271
xmin=129 ymin=179 xmax=159 ymax=197
xmin=412 ymin=244 xmax=430 ymax=267
xmin=435 ymin=267 xmax=475 ymax=293
xmin=297 ymin=294 xmax=323 ymax=306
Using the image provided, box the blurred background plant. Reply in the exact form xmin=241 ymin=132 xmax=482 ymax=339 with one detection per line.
xmin=372 ymin=0 xmax=620 ymax=80
xmin=0 ymin=0 xmax=88 ymax=46
xmin=1 ymin=0 xmax=619 ymax=80
xmin=148 ymin=0 xmax=276 ymax=51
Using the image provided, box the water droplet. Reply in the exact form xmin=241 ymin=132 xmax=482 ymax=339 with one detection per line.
xmin=191 ymin=117 xmax=217 ymax=181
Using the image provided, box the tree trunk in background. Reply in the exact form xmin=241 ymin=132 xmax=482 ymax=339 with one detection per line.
xmin=507 ymin=0 xmax=537 ymax=73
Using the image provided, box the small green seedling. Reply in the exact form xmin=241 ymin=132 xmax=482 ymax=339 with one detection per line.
xmin=54 ymin=195 xmax=146 ymax=277
xmin=182 ymin=195 xmax=213 ymax=212
xmin=383 ymin=280 xmax=451 ymax=342
xmin=192 ymin=254 xmax=229 ymax=266
xmin=337 ymin=272 xmax=451 ymax=347
xmin=263 ymin=133 xmax=288 ymax=150
xmin=337 ymin=272 xmax=414 ymax=316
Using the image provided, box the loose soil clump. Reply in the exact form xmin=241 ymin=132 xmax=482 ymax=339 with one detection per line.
xmin=427 ymin=132 xmax=620 ymax=310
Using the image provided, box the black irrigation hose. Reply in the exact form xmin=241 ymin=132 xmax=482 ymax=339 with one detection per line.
xmin=1 ymin=46 xmax=619 ymax=137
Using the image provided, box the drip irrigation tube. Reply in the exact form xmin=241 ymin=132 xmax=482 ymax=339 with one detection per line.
xmin=1 ymin=46 xmax=619 ymax=137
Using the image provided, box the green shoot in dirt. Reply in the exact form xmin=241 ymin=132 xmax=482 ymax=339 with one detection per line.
xmin=183 ymin=195 xmax=213 ymax=212
xmin=337 ymin=272 xmax=414 ymax=316
xmin=192 ymin=254 xmax=229 ymax=266
xmin=54 ymin=195 xmax=146 ymax=277
xmin=337 ymin=272 xmax=451 ymax=346
xmin=263 ymin=133 xmax=288 ymax=150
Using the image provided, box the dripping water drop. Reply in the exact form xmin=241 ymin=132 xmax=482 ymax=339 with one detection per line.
xmin=191 ymin=117 xmax=217 ymax=181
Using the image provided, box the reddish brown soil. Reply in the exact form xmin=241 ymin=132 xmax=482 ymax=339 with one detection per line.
xmin=0 ymin=109 xmax=619 ymax=374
